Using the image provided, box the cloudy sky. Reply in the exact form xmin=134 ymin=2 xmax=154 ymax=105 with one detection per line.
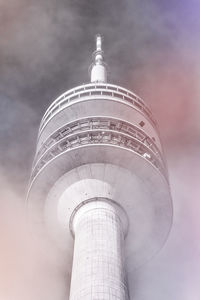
xmin=0 ymin=0 xmax=200 ymax=299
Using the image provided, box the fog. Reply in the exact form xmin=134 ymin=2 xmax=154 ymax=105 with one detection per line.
xmin=0 ymin=0 xmax=200 ymax=299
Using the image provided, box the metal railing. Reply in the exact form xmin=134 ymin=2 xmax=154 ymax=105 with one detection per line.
xmin=31 ymin=128 xmax=167 ymax=183
xmin=35 ymin=117 xmax=162 ymax=165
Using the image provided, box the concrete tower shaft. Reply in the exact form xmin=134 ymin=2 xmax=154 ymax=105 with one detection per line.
xmin=69 ymin=200 xmax=129 ymax=300
xmin=27 ymin=35 xmax=173 ymax=299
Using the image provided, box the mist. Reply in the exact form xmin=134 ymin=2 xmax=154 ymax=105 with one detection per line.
xmin=0 ymin=0 xmax=200 ymax=299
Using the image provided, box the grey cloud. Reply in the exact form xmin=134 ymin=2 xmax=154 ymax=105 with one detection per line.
xmin=0 ymin=0 xmax=199 ymax=299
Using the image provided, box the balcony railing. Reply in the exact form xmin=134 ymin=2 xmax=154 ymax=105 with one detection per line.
xmin=35 ymin=117 xmax=162 ymax=165
xmin=31 ymin=128 xmax=167 ymax=183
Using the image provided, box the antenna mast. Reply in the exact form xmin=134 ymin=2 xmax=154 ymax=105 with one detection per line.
xmin=90 ymin=34 xmax=107 ymax=83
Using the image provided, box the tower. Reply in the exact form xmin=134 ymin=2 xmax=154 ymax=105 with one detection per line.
xmin=27 ymin=35 xmax=173 ymax=299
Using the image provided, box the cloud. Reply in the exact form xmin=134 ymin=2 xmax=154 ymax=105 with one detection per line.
xmin=0 ymin=0 xmax=199 ymax=299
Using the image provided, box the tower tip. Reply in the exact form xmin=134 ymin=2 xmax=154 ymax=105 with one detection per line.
xmin=90 ymin=34 xmax=107 ymax=83
xmin=96 ymin=34 xmax=103 ymax=51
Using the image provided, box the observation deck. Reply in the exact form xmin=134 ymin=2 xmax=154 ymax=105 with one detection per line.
xmin=39 ymin=83 xmax=157 ymax=135
xmin=30 ymin=82 xmax=166 ymax=188
xmin=27 ymin=79 xmax=172 ymax=266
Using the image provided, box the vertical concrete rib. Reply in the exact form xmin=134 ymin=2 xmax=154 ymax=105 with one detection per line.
xmin=69 ymin=200 xmax=129 ymax=300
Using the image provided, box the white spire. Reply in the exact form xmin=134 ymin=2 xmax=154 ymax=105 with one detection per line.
xmin=90 ymin=34 xmax=107 ymax=83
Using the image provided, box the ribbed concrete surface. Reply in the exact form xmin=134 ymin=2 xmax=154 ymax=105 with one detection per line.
xmin=69 ymin=200 xmax=129 ymax=300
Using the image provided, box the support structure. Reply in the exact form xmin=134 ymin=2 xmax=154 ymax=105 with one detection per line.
xmin=69 ymin=200 xmax=129 ymax=300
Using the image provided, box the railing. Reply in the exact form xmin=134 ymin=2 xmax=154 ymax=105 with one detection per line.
xmin=31 ymin=128 xmax=167 ymax=183
xmin=35 ymin=117 xmax=162 ymax=165
xmin=38 ymin=83 xmax=157 ymax=135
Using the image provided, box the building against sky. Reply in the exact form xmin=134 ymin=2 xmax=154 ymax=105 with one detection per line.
xmin=27 ymin=35 xmax=173 ymax=300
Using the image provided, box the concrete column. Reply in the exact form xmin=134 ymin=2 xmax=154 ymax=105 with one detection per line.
xmin=69 ymin=200 xmax=129 ymax=300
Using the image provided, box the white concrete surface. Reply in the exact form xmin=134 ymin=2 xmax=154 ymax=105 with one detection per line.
xmin=69 ymin=200 xmax=129 ymax=300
